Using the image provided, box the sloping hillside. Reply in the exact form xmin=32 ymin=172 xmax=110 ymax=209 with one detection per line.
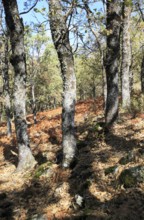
xmin=0 ymin=98 xmax=144 ymax=220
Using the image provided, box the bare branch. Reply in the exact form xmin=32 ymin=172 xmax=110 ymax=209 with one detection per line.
xmin=64 ymin=0 xmax=76 ymax=21
xmin=20 ymin=0 xmax=39 ymax=15
xmin=82 ymin=0 xmax=103 ymax=55
xmin=136 ymin=3 xmax=144 ymax=21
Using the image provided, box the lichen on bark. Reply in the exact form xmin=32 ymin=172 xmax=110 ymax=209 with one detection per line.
xmin=2 ymin=0 xmax=36 ymax=171
xmin=49 ymin=0 xmax=76 ymax=168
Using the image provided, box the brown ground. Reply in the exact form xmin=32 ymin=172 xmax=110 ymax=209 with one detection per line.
xmin=0 ymin=98 xmax=144 ymax=220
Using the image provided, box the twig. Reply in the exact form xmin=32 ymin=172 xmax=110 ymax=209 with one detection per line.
xmin=20 ymin=0 xmax=39 ymax=15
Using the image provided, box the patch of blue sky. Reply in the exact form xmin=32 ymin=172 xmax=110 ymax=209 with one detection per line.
xmin=18 ymin=0 xmax=104 ymax=26
xmin=18 ymin=0 xmax=48 ymax=25
xmin=17 ymin=0 xmax=105 ymax=50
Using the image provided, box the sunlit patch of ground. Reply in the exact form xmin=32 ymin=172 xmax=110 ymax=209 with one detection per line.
xmin=0 ymin=98 xmax=144 ymax=220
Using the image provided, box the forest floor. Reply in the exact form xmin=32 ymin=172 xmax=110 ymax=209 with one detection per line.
xmin=0 ymin=98 xmax=144 ymax=220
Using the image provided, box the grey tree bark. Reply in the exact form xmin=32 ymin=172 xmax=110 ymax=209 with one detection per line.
xmin=49 ymin=0 xmax=76 ymax=168
xmin=29 ymin=54 xmax=37 ymax=124
xmin=136 ymin=1 xmax=144 ymax=93
xmin=2 ymin=0 xmax=36 ymax=171
xmin=105 ymin=0 xmax=121 ymax=126
xmin=141 ymin=53 xmax=144 ymax=93
xmin=2 ymin=34 xmax=12 ymax=136
xmin=121 ymin=0 xmax=131 ymax=109
xmin=0 ymin=4 xmax=12 ymax=136
xmin=31 ymin=83 xmax=37 ymax=124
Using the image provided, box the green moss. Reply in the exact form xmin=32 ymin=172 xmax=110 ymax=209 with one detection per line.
xmin=93 ymin=123 xmax=103 ymax=132
xmin=83 ymin=208 xmax=92 ymax=215
xmin=120 ymin=166 xmax=144 ymax=188
xmin=119 ymin=152 xmax=134 ymax=165
xmin=125 ymin=175 xmax=135 ymax=187
xmin=120 ymin=170 xmax=136 ymax=187
xmin=34 ymin=161 xmax=53 ymax=179
xmin=105 ymin=165 xmax=118 ymax=176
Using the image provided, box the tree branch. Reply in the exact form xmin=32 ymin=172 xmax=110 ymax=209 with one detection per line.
xmin=82 ymin=0 xmax=103 ymax=56
xmin=135 ymin=3 xmax=144 ymax=21
xmin=64 ymin=0 xmax=76 ymax=21
xmin=20 ymin=0 xmax=39 ymax=15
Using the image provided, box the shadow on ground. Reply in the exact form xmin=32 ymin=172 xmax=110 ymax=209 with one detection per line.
xmin=0 ymin=109 xmax=144 ymax=220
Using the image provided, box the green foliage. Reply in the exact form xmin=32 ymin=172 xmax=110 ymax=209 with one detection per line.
xmin=75 ymin=52 xmax=103 ymax=100
xmin=130 ymin=18 xmax=144 ymax=91
xmin=131 ymin=93 xmax=144 ymax=114
xmin=125 ymin=0 xmax=133 ymax=7
xmin=24 ymin=27 xmax=62 ymax=112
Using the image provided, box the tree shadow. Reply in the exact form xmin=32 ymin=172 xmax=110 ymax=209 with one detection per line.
xmin=2 ymin=141 xmax=18 ymax=166
xmin=66 ymin=121 xmax=103 ymax=213
xmin=2 ymin=142 xmax=48 ymax=167
xmin=105 ymin=129 xmax=139 ymax=152
xmin=105 ymin=188 xmax=144 ymax=220
xmin=34 ymin=151 xmax=48 ymax=165
xmin=0 ymin=176 xmax=60 ymax=220
xmin=61 ymin=188 xmax=144 ymax=220
xmin=60 ymin=117 xmax=144 ymax=220
xmin=48 ymin=127 xmax=61 ymax=145
xmin=1 ymin=109 xmax=143 ymax=220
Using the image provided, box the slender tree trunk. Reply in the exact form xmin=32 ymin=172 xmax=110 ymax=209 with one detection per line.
xmin=129 ymin=43 xmax=134 ymax=94
xmin=105 ymin=0 xmax=121 ymax=126
xmin=2 ymin=35 xmax=12 ymax=136
xmin=2 ymin=0 xmax=36 ymax=171
xmin=31 ymin=83 xmax=37 ymax=124
xmin=31 ymin=79 xmax=37 ymax=124
xmin=121 ymin=0 xmax=131 ymax=109
xmin=136 ymin=2 xmax=144 ymax=93
xmin=30 ymin=51 xmax=37 ymax=124
xmin=0 ymin=4 xmax=12 ymax=136
xmin=138 ymin=7 xmax=144 ymax=93
xmin=141 ymin=53 xmax=144 ymax=93
xmin=83 ymin=1 xmax=107 ymax=109
xmin=49 ymin=0 xmax=76 ymax=168
xmin=101 ymin=51 xmax=107 ymax=110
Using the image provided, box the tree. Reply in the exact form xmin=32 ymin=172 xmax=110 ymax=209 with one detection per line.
xmin=0 ymin=3 xmax=12 ymax=136
xmin=2 ymin=0 xmax=36 ymax=171
xmin=75 ymin=53 xmax=103 ymax=100
xmin=82 ymin=0 xmax=107 ymax=108
xmin=1 ymin=34 xmax=12 ymax=136
xmin=25 ymin=25 xmax=62 ymax=112
xmin=136 ymin=2 xmax=144 ymax=93
xmin=105 ymin=0 xmax=121 ymax=126
xmin=121 ymin=0 xmax=132 ymax=108
xmin=49 ymin=0 xmax=77 ymax=168
xmin=141 ymin=51 xmax=144 ymax=93
xmin=25 ymin=26 xmax=49 ymax=123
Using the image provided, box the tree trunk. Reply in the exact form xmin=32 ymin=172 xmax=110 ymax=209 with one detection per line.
xmin=2 ymin=34 xmax=12 ymax=136
xmin=101 ymin=51 xmax=107 ymax=110
xmin=29 ymin=50 xmax=37 ymax=124
xmin=0 ymin=4 xmax=12 ymax=136
xmin=105 ymin=0 xmax=121 ymax=126
xmin=2 ymin=0 xmax=36 ymax=171
xmin=136 ymin=2 xmax=144 ymax=93
xmin=129 ymin=43 xmax=134 ymax=94
xmin=31 ymin=83 xmax=37 ymax=124
xmin=49 ymin=0 xmax=76 ymax=168
xmin=121 ymin=0 xmax=131 ymax=109
xmin=141 ymin=53 xmax=144 ymax=93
